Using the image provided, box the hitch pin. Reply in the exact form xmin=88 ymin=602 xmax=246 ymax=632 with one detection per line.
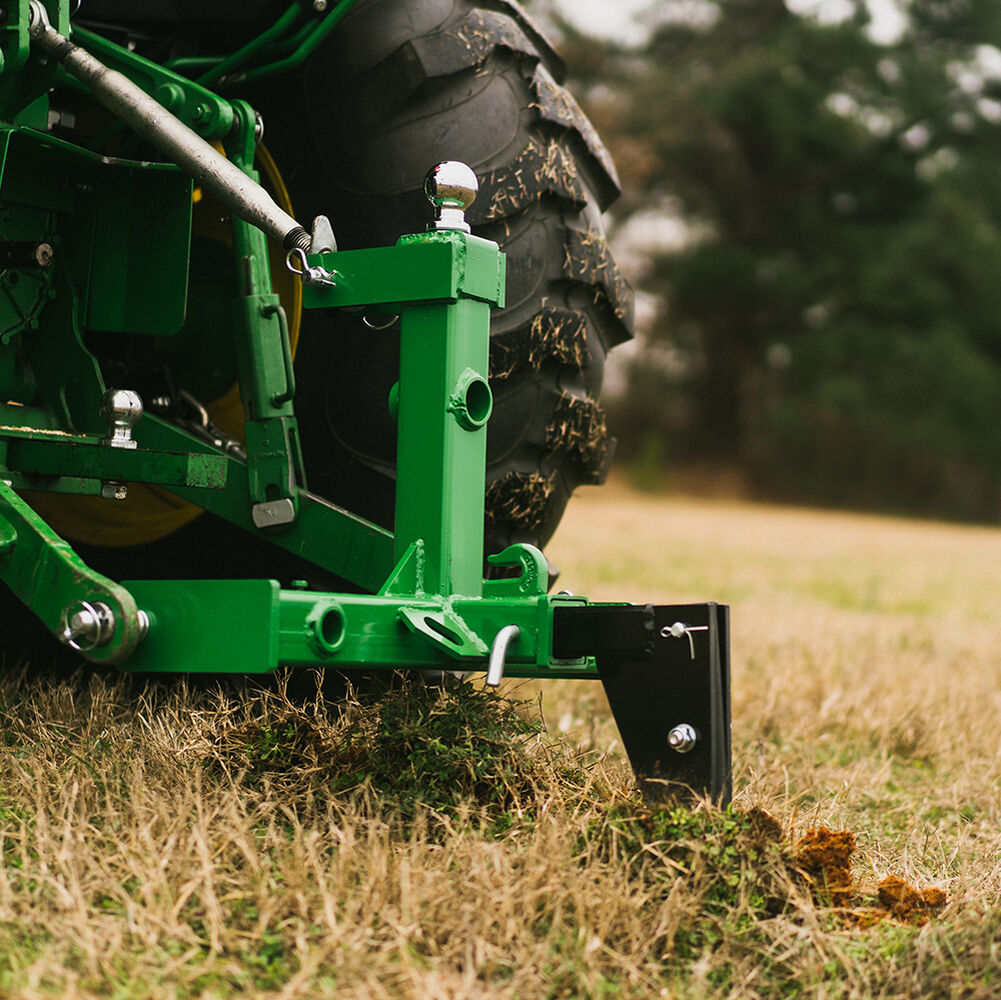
xmin=486 ymin=625 xmax=521 ymax=687
xmin=661 ymin=621 xmax=709 ymax=660
xmin=286 ymin=247 xmax=337 ymax=287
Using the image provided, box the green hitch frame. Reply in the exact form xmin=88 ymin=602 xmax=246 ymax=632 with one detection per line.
xmin=0 ymin=0 xmax=732 ymax=803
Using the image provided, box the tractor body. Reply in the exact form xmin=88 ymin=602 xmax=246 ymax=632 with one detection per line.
xmin=0 ymin=0 xmax=731 ymax=803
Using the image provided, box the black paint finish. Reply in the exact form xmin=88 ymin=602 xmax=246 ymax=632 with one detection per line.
xmin=553 ymin=603 xmax=731 ymax=805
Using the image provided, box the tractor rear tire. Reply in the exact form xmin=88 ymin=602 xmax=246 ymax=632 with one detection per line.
xmin=248 ymin=0 xmax=633 ymax=557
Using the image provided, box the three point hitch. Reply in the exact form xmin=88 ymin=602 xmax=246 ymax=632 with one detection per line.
xmin=0 ymin=10 xmax=731 ymax=803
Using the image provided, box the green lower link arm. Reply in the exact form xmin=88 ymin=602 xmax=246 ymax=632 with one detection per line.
xmin=0 ymin=480 xmax=146 ymax=664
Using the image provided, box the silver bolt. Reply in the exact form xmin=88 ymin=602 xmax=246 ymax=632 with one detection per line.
xmin=313 ymin=0 xmax=328 ymax=10
xmin=425 ymin=161 xmax=478 ymax=234
xmin=100 ymin=482 xmax=128 ymax=501
xmin=59 ymin=601 xmax=116 ymax=652
xmin=252 ymin=498 xmax=296 ymax=528
xmin=667 ymin=724 xmax=698 ymax=754
xmin=33 ymin=243 xmax=54 ymax=267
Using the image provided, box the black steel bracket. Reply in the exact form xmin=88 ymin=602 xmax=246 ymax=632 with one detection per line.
xmin=553 ymin=602 xmax=731 ymax=805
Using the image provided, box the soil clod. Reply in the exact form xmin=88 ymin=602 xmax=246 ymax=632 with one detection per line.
xmin=789 ymin=825 xmax=946 ymax=924
xmin=793 ymin=827 xmax=857 ymax=905
xmin=877 ymin=874 xmax=948 ymax=924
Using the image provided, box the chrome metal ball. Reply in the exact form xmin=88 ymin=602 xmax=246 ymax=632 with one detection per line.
xmin=425 ymin=161 xmax=478 ymax=233
xmin=100 ymin=388 xmax=143 ymax=450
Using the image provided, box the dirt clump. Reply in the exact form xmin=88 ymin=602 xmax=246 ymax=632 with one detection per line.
xmin=793 ymin=827 xmax=856 ymax=905
xmin=789 ymin=825 xmax=946 ymax=925
xmin=877 ymin=875 xmax=948 ymax=925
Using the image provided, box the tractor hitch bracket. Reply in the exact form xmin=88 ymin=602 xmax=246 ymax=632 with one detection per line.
xmin=0 ymin=4 xmax=734 ymax=805
xmin=553 ymin=602 xmax=732 ymax=804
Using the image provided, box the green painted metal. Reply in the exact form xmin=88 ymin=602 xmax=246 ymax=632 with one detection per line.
xmin=0 ymin=1 xmax=69 ymax=126
xmin=395 ymin=295 xmax=490 ymax=596
xmin=223 ymin=101 xmax=305 ymax=517
xmin=162 ymin=1 xmax=365 ymax=89
xmin=303 ymin=231 xmax=505 ymax=596
xmin=0 ymin=2 xmax=582 ymax=688
xmin=399 ymin=602 xmax=489 ymax=659
xmin=191 ymin=5 xmax=302 ymax=84
xmin=0 ymin=406 xmax=69 ymax=435
xmin=484 ymin=545 xmax=552 ymax=598
xmin=0 ymin=2 xmax=733 ymax=806
xmin=5 ymin=438 xmax=227 ymax=489
xmin=27 ymin=264 xmax=107 ymax=434
xmin=0 ymin=125 xmax=192 ymax=348
xmin=124 ymin=579 xmax=280 ymax=674
xmin=0 ymin=515 xmax=15 ymax=554
xmin=121 ymin=576 xmax=593 ymax=677
xmin=215 ymin=0 xmax=363 ymax=87
xmin=302 ymin=234 xmax=506 ymax=311
xmin=118 ymin=230 xmax=504 ymax=596
xmin=135 ymin=415 xmax=395 ymax=594
xmin=0 ymin=479 xmax=145 ymax=663
xmin=0 ymin=3 xmax=32 ymax=90
xmin=72 ymin=27 xmax=235 ymax=143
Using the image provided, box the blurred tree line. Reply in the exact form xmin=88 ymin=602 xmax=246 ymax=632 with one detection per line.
xmin=552 ymin=0 xmax=1001 ymax=519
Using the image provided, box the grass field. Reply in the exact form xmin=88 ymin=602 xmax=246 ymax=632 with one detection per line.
xmin=2 ymin=479 xmax=1001 ymax=998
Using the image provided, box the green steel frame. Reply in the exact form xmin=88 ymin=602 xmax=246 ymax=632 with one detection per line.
xmin=0 ymin=0 xmax=732 ymax=802
xmin=0 ymin=1 xmax=584 ymax=678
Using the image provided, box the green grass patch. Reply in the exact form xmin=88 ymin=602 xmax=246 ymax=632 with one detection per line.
xmin=207 ymin=674 xmax=589 ymax=834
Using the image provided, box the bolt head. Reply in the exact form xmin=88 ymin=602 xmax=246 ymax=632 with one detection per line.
xmin=155 ymin=82 xmax=185 ymax=111
xmin=59 ymin=601 xmax=116 ymax=652
xmin=101 ymin=482 xmax=128 ymax=501
xmin=668 ymin=723 xmax=698 ymax=754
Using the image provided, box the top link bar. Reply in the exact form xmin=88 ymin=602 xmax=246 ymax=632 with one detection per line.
xmin=26 ymin=1 xmax=310 ymax=252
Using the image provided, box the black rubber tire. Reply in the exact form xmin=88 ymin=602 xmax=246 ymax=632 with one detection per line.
xmin=248 ymin=0 xmax=633 ymax=556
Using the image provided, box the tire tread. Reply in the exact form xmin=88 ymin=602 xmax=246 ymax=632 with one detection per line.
xmin=290 ymin=0 xmax=634 ymax=554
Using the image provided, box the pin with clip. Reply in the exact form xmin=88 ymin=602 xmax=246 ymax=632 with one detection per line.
xmin=661 ymin=621 xmax=709 ymax=660
xmin=285 ymin=246 xmax=337 ymax=287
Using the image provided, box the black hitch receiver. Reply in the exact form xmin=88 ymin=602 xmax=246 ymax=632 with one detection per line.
xmin=553 ymin=603 xmax=731 ymax=806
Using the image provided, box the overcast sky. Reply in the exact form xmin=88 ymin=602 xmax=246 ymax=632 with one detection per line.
xmin=550 ymin=0 xmax=909 ymax=47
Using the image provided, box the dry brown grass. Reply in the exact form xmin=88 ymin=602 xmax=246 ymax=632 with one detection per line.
xmin=3 ymin=479 xmax=1001 ymax=997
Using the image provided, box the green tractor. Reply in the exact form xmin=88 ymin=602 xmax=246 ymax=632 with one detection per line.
xmin=0 ymin=0 xmax=730 ymax=803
